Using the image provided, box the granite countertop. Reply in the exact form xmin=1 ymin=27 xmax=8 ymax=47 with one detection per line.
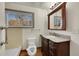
xmin=41 ymin=34 xmax=70 ymax=43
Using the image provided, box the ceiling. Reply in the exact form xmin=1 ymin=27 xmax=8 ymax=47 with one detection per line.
xmin=6 ymin=2 xmax=52 ymax=9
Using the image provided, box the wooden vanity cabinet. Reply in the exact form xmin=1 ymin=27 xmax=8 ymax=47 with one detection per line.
xmin=49 ymin=40 xmax=70 ymax=56
xmin=41 ymin=35 xmax=49 ymax=56
xmin=49 ymin=40 xmax=57 ymax=56
xmin=41 ymin=35 xmax=70 ymax=56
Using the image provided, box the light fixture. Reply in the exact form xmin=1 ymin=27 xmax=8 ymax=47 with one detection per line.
xmin=50 ymin=2 xmax=62 ymax=10
xmin=49 ymin=2 xmax=57 ymax=9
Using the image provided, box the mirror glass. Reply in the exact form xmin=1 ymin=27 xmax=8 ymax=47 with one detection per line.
xmin=50 ymin=9 xmax=62 ymax=29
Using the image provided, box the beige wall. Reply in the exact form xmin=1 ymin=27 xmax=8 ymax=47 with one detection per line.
xmin=66 ymin=2 xmax=79 ymax=56
xmin=0 ymin=2 xmax=5 ymax=26
xmin=66 ymin=2 xmax=79 ymax=32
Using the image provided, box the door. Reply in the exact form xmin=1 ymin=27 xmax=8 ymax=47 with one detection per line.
xmin=5 ymin=28 xmax=23 ymax=49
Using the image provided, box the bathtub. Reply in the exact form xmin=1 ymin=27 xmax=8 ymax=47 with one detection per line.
xmin=0 ymin=47 xmax=21 ymax=56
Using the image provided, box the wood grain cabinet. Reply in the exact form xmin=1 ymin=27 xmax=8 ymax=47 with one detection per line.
xmin=41 ymin=35 xmax=49 ymax=56
xmin=49 ymin=40 xmax=57 ymax=56
xmin=49 ymin=40 xmax=70 ymax=56
xmin=40 ymin=35 xmax=70 ymax=56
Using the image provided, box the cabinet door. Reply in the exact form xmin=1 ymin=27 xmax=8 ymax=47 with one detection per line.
xmin=49 ymin=40 xmax=70 ymax=56
xmin=41 ymin=35 xmax=49 ymax=56
xmin=57 ymin=42 xmax=70 ymax=56
xmin=49 ymin=40 xmax=57 ymax=56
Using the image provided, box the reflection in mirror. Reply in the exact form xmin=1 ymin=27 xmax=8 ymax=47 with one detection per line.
xmin=50 ymin=9 xmax=62 ymax=29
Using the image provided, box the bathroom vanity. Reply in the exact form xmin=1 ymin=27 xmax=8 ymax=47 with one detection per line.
xmin=44 ymin=2 xmax=69 ymax=56
xmin=40 ymin=34 xmax=70 ymax=56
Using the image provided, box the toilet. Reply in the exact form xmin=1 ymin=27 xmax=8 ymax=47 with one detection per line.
xmin=27 ymin=37 xmax=37 ymax=56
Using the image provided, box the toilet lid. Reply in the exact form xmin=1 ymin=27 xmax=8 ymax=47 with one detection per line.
xmin=27 ymin=46 xmax=37 ymax=55
xmin=29 ymin=47 xmax=35 ymax=53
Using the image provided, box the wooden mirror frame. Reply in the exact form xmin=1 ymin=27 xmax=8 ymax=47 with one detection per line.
xmin=48 ymin=2 xmax=66 ymax=30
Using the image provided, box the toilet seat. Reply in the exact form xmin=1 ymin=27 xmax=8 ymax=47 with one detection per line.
xmin=27 ymin=45 xmax=37 ymax=56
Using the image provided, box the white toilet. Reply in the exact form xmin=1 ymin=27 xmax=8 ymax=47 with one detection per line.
xmin=27 ymin=37 xmax=37 ymax=56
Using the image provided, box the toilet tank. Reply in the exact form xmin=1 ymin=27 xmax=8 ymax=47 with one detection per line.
xmin=27 ymin=37 xmax=36 ymax=45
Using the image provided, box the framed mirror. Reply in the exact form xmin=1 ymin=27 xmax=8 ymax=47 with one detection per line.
xmin=48 ymin=2 xmax=66 ymax=30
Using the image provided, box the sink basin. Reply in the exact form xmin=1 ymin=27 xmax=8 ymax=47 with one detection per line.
xmin=42 ymin=35 xmax=55 ymax=39
xmin=41 ymin=34 xmax=70 ymax=43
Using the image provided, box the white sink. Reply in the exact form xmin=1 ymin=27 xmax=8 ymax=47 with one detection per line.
xmin=42 ymin=34 xmax=70 ymax=43
xmin=42 ymin=35 xmax=55 ymax=39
